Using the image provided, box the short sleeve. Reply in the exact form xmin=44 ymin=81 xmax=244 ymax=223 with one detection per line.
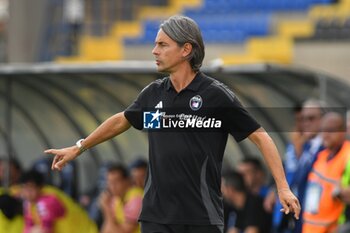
xmin=222 ymin=95 xmax=260 ymax=142
xmin=124 ymin=84 xmax=152 ymax=130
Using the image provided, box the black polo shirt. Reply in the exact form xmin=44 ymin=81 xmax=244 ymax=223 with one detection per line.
xmin=124 ymin=72 xmax=260 ymax=225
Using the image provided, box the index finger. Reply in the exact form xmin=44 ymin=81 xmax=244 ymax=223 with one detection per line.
xmin=44 ymin=149 xmax=58 ymax=155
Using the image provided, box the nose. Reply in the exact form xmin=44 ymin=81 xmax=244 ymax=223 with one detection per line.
xmin=152 ymin=45 xmax=159 ymax=56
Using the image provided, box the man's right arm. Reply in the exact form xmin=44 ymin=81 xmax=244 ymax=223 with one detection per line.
xmin=45 ymin=112 xmax=131 ymax=171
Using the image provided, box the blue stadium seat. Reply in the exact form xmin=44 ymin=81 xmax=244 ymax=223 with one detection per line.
xmin=124 ymin=14 xmax=271 ymax=45
xmin=124 ymin=0 xmax=334 ymax=45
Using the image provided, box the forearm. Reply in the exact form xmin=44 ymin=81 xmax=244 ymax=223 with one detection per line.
xmin=249 ymin=128 xmax=289 ymax=190
xmin=101 ymin=214 xmax=135 ymax=233
xmin=81 ymin=112 xmax=130 ymax=150
xmin=249 ymin=129 xmax=301 ymax=218
xmin=101 ymin=208 xmax=119 ymax=233
xmin=101 ymin=220 xmax=118 ymax=233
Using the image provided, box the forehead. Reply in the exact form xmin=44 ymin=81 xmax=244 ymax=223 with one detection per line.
xmin=107 ymin=170 xmax=124 ymax=179
xmin=322 ymin=116 xmax=342 ymax=127
xmin=302 ymin=107 xmax=321 ymax=116
xmin=155 ymin=29 xmax=175 ymax=44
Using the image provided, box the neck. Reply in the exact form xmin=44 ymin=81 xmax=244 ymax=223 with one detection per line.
xmin=329 ymin=141 xmax=344 ymax=154
xmin=119 ymin=184 xmax=131 ymax=201
xmin=169 ymin=67 xmax=197 ymax=92
xmin=232 ymin=192 xmax=246 ymax=209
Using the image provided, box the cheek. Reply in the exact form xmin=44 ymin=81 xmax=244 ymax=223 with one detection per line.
xmin=23 ymin=189 xmax=35 ymax=199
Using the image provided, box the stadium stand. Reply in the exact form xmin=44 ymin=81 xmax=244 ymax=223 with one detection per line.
xmin=45 ymin=0 xmax=349 ymax=65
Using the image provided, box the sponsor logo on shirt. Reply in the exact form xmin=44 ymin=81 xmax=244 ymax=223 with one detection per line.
xmin=189 ymin=95 xmax=202 ymax=111
xmin=143 ymin=110 xmax=162 ymax=129
xmin=143 ymin=110 xmax=221 ymax=129
xmin=155 ymin=101 xmax=163 ymax=109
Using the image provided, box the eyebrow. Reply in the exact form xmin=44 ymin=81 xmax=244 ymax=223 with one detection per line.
xmin=155 ymin=41 xmax=168 ymax=45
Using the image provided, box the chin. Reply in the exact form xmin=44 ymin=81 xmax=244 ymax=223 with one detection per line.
xmin=157 ymin=68 xmax=170 ymax=74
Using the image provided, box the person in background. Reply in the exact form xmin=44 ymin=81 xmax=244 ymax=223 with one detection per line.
xmin=302 ymin=112 xmax=349 ymax=233
xmin=128 ymin=158 xmax=148 ymax=189
xmin=21 ymin=170 xmax=65 ymax=233
xmin=222 ymin=170 xmax=271 ymax=233
xmin=237 ymin=157 xmax=269 ymax=198
xmin=0 ymin=157 xmax=22 ymax=188
xmin=266 ymin=100 xmax=326 ymax=233
xmin=336 ymin=110 xmax=350 ymax=232
xmin=0 ymin=157 xmax=24 ymax=233
xmin=99 ymin=164 xmax=143 ymax=233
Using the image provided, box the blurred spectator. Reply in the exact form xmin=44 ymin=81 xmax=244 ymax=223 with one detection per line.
xmin=99 ymin=164 xmax=143 ymax=233
xmin=83 ymin=162 xmax=111 ymax=229
xmin=128 ymin=158 xmax=148 ymax=189
xmin=237 ymin=157 xmax=269 ymax=198
xmin=267 ymin=100 xmax=326 ymax=233
xmin=222 ymin=170 xmax=271 ymax=233
xmin=21 ymin=170 xmax=65 ymax=233
xmin=31 ymin=157 xmax=78 ymax=200
xmin=0 ymin=157 xmax=24 ymax=233
xmin=289 ymin=104 xmax=305 ymax=157
xmin=0 ymin=157 xmax=22 ymax=188
xmin=338 ymin=157 xmax=350 ymax=232
xmin=303 ymin=112 xmax=349 ymax=233
xmin=338 ymin=110 xmax=350 ymax=232
xmin=0 ymin=192 xmax=23 ymax=233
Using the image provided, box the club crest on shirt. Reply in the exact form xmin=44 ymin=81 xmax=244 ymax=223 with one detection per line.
xmin=189 ymin=95 xmax=202 ymax=111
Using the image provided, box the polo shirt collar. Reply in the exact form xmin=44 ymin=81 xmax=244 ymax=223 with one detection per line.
xmin=166 ymin=72 xmax=203 ymax=92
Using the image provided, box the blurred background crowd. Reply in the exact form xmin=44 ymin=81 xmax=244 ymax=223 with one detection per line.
xmin=1 ymin=0 xmax=350 ymax=232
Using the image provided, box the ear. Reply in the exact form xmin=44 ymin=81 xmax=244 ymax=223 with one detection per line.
xmin=182 ymin=43 xmax=192 ymax=57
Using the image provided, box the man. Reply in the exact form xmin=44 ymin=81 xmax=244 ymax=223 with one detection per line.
xmin=21 ymin=169 xmax=98 ymax=233
xmin=302 ymin=112 xmax=349 ymax=233
xmin=337 ymin=155 xmax=350 ymax=233
xmin=237 ymin=157 xmax=269 ymax=198
xmin=0 ymin=157 xmax=22 ymax=188
xmin=222 ymin=171 xmax=271 ymax=233
xmin=21 ymin=170 xmax=65 ymax=233
xmin=336 ymin=111 xmax=350 ymax=232
xmin=99 ymin=164 xmax=143 ymax=233
xmin=128 ymin=158 xmax=148 ymax=189
xmin=0 ymin=157 xmax=24 ymax=233
xmin=45 ymin=15 xmax=300 ymax=233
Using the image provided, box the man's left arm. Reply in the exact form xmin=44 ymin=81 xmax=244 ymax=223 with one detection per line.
xmin=248 ymin=127 xmax=301 ymax=219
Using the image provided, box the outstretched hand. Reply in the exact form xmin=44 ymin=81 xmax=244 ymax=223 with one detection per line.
xmin=277 ymin=188 xmax=301 ymax=220
xmin=44 ymin=146 xmax=80 ymax=171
